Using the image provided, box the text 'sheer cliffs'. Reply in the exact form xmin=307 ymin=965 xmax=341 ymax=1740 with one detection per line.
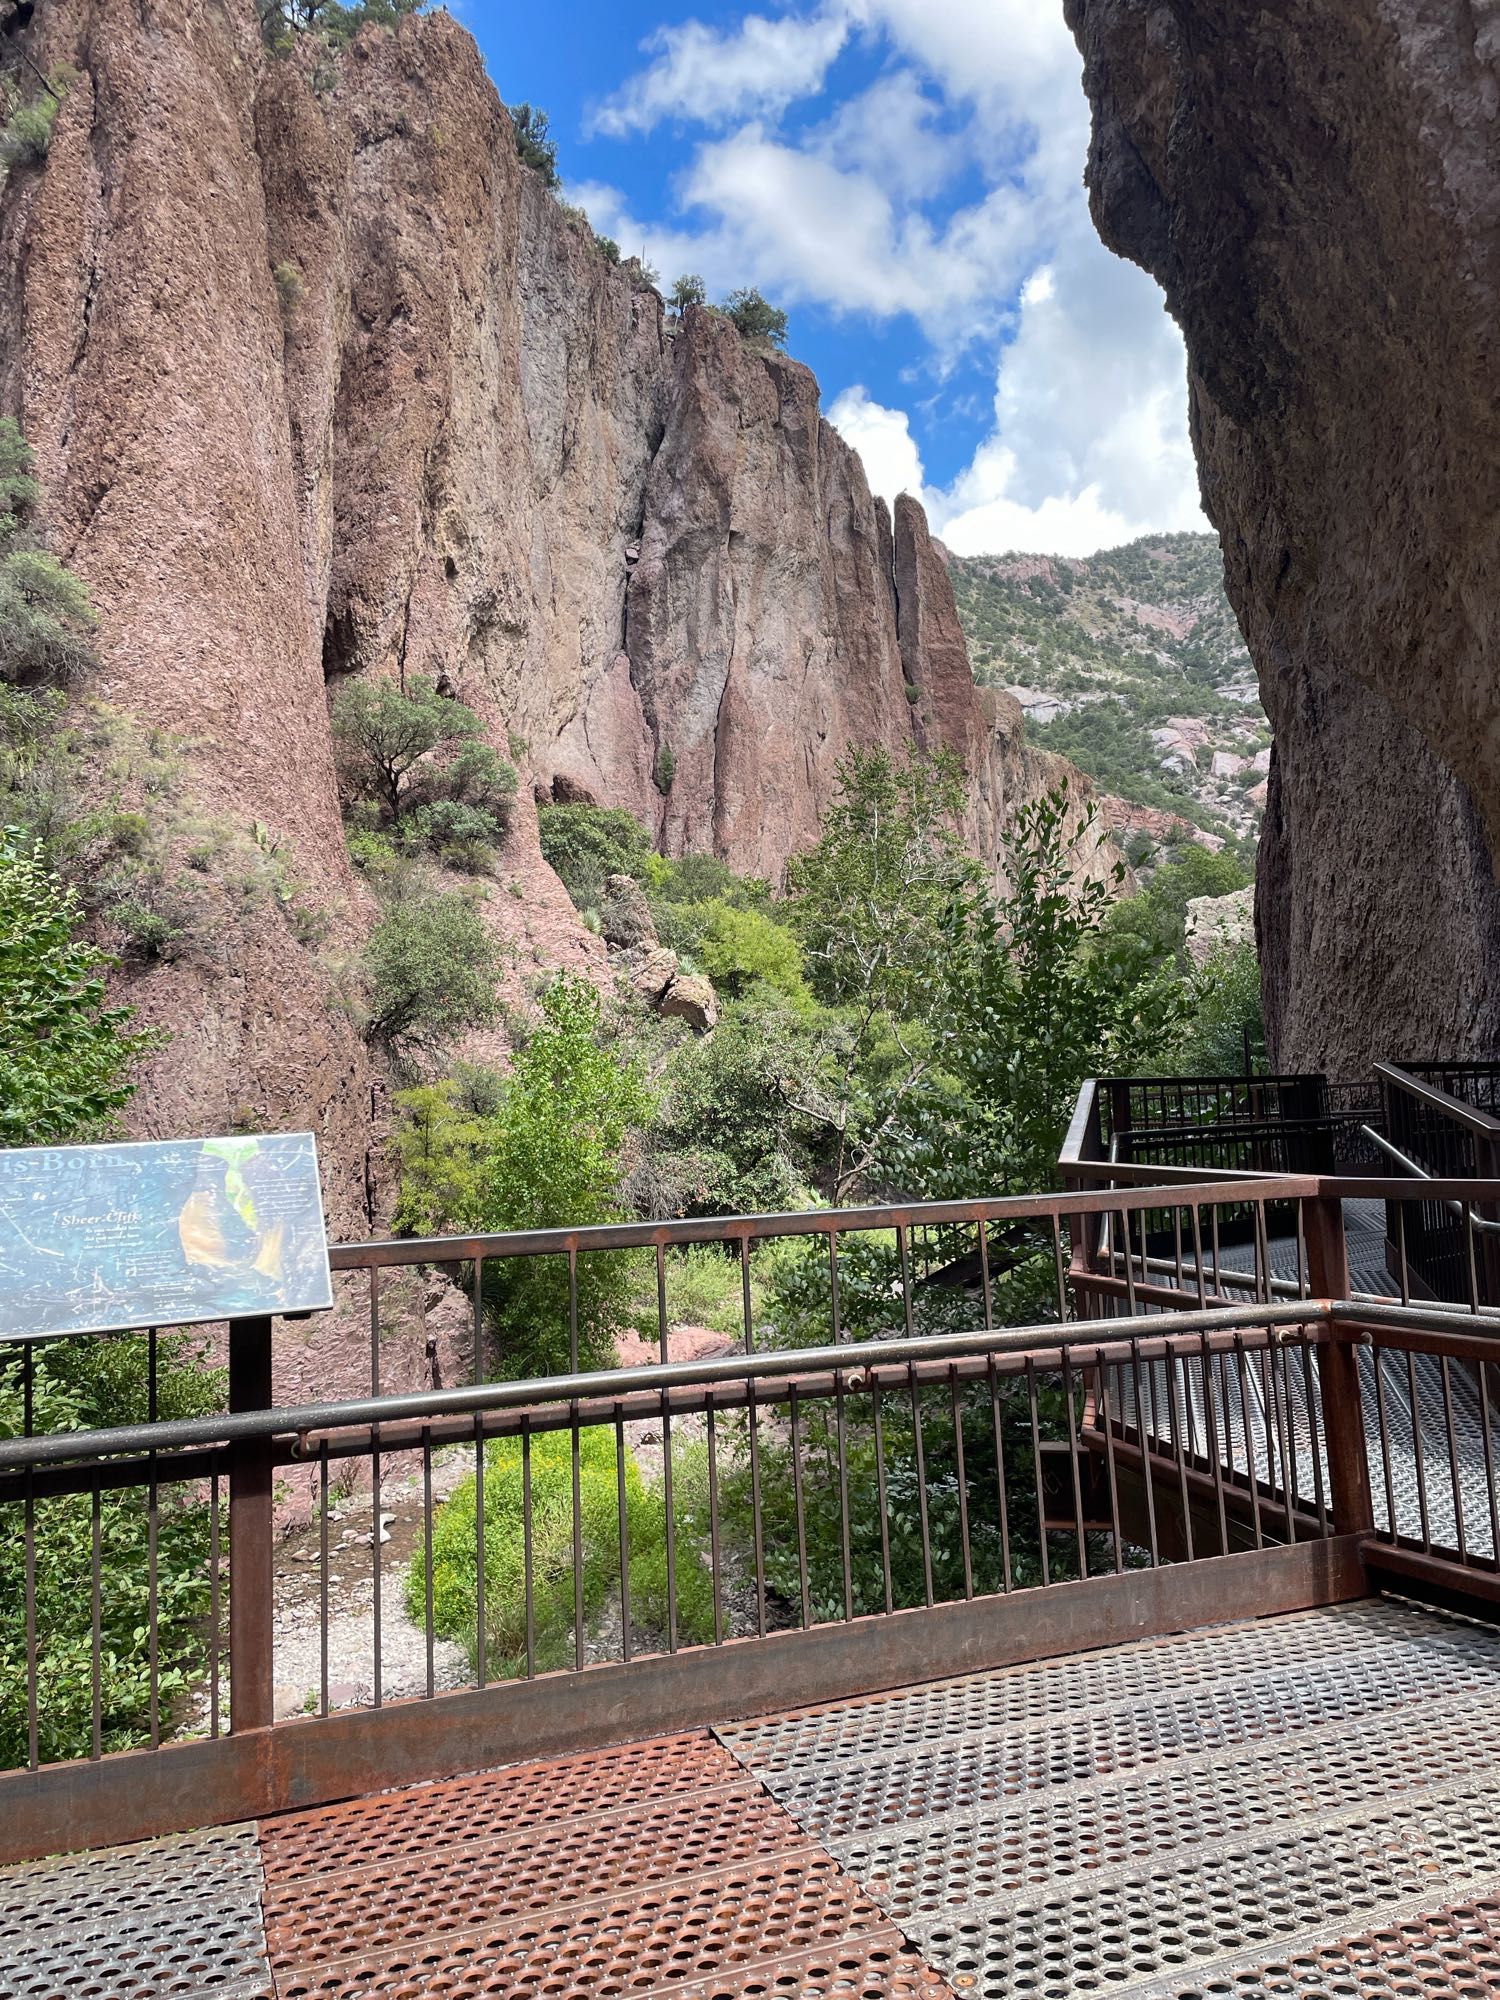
xmin=1 ymin=0 xmax=1100 ymax=1235
xmin=1065 ymin=0 xmax=1500 ymax=1071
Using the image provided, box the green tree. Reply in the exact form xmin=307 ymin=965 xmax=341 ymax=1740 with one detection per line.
xmin=475 ymin=975 xmax=652 ymax=1374
xmin=537 ymin=803 xmax=653 ymax=913
xmin=332 ymin=676 xmax=514 ymax=868
xmin=0 ymin=836 xmax=159 ymax=1146
xmin=668 ymin=273 xmax=706 ymax=313
xmin=508 ymin=102 xmax=559 ymax=186
xmin=364 ymin=880 xmax=500 ymax=1066
xmin=721 ymin=286 xmax=788 ymax=349
xmin=888 ymin=788 xmax=1186 ymax=1201
xmin=0 ymin=421 xmax=97 ymax=685
xmin=786 ymin=745 xmax=977 ymax=1199
xmin=1103 ymin=843 xmax=1250 ymax=966
xmin=1177 ymin=939 xmax=1265 ymax=1074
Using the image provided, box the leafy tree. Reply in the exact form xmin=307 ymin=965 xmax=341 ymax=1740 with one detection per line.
xmin=721 ymin=287 xmax=788 ymax=349
xmin=332 ymin=676 xmax=514 ymax=867
xmin=887 ymin=788 xmax=1187 ymax=1202
xmin=1177 ymin=939 xmax=1265 ymax=1074
xmin=258 ymin=0 xmax=425 ymax=49
xmin=693 ymin=902 xmax=807 ymax=1003
xmin=786 ymin=745 xmax=977 ymax=1199
xmin=474 ymin=975 xmax=652 ymax=1374
xmin=0 ymin=421 xmax=97 ymax=685
xmin=1103 ymin=843 xmax=1250 ymax=967
xmin=596 ymin=235 xmax=621 ymax=265
xmin=538 ymin=802 xmax=653 ymax=913
xmin=508 ymin=102 xmax=559 ymax=187
xmin=0 ymin=836 xmax=160 ymax=1146
xmin=638 ymin=993 xmax=828 ymax=1218
xmin=668 ymin=273 xmax=706 ymax=313
xmin=363 ymin=878 xmax=501 ymax=1066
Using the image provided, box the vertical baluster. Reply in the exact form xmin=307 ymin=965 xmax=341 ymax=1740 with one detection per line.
xmin=1370 ymin=1345 xmax=1398 ymax=1539
xmin=1201 ymin=1332 xmax=1230 ymax=1555
xmin=422 ymin=1427 xmax=434 ymax=1698
xmin=1439 ymin=1356 xmax=1469 ymax=1562
xmin=741 ymin=1237 xmax=767 ymax=1639
xmin=615 ymin=1407 xmax=632 ymax=1662
xmin=1299 ymin=1337 xmax=1330 ymax=1541
xmin=1025 ymin=1355 xmax=1050 ymax=1587
xmin=979 ymin=1222 xmax=995 ymax=1330
xmin=835 ymin=1368 xmax=853 ymax=1621
xmin=1052 ymin=1215 xmax=1070 ymax=1323
xmin=1166 ymin=1338 xmax=1196 ymax=1562
xmin=23 ymin=1346 xmax=36 ymax=1770
xmin=472 ymin=1255 xmax=485 ymax=1384
xmin=986 ymin=1355 xmax=1013 ymax=1594
xmin=370 ymin=1272 xmax=382 ymax=1710
xmin=91 ymin=1468 xmax=103 ymax=1759
xmin=950 ymin=1365 xmax=973 ymax=1601
xmin=319 ymin=1441 xmax=330 ymax=1716
xmin=474 ymin=1412 xmax=486 ymax=1688
xmin=209 ymin=1471 xmax=221 ymax=1739
xmin=909 ymin=1360 xmax=934 ymax=1606
xmin=657 ymin=1244 xmax=677 ymax=1652
xmin=147 ymin=1329 xmax=159 ymax=1750
xmin=1129 ymin=1338 xmax=1160 ymax=1567
xmin=790 ymin=1383 xmax=811 ymax=1628
xmin=829 ymin=1229 xmax=842 ymax=1345
xmin=872 ymin=1381 xmax=894 ymax=1615
xmin=522 ymin=1414 xmax=536 ymax=1677
xmin=1061 ymin=1346 xmax=1088 ymax=1579
xmin=1097 ymin=1351 xmax=1125 ymax=1574
xmin=706 ymin=1390 xmax=723 ymax=1644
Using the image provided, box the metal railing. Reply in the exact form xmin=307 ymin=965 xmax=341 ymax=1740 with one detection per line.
xmin=12 ymin=1162 xmax=1500 ymax=1863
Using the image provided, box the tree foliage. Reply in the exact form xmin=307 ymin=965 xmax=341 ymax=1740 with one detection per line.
xmin=0 ymin=836 xmax=160 ymax=1146
xmin=537 ymin=803 xmax=653 ymax=913
xmin=332 ymin=675 xmax=515 ymax=870
xmin=508 ymin=102 xmax=558 ymax=186
xmin=363 ymin=876 xmax=501 ymax=1066
xmin=0 ymin=420 xmax=97 ymax=686
xmin=668 ymin=273 xmax=706 ymax=313
xmin=721 ymin=286 xmax=788 ymax=349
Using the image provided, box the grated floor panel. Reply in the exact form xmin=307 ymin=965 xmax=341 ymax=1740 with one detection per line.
xmin=10 ymin=1599 xmax=1500 ymax=1996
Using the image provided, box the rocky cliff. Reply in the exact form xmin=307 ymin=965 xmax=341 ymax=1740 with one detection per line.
xmin=0 ymin=0 xmax=1101 ymax=1245
xmin=1065 ymin=0 xmax=1500 ymax=1073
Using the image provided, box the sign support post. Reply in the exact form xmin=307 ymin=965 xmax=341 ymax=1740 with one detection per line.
xmin=228 ymin=1315 xmax=276 ymax=1734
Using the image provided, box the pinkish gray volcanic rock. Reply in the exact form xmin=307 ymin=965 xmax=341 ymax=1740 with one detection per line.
xmin=0 ymin=0 xmax=1105 ymax=1273
xmin=1065 ymin=0 xmax=1500 ymax=1071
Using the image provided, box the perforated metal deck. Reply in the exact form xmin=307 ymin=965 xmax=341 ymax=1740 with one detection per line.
xmin=8 ymin=1599 xmax=1500 ymax=1998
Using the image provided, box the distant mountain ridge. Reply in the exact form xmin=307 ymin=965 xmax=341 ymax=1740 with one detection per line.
xmin=942 ymin=533 xmax=1268 ymax=857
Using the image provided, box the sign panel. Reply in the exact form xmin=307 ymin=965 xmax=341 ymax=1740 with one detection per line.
xmin=0 ymin=1133 xmax=333 ymax=1339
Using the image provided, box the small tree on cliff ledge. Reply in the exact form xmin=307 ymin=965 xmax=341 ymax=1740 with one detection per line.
xmin=722 ymin=287 xmax=788 ymax=350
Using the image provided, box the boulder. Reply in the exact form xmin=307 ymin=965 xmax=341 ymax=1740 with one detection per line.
xmin=1185 ymin=885 xmax=1255 ymax=970
xmin=625 ymin=944 xmax=679 ymax=1004
xmin=659 ymin=971 xmax=719 ymax=1032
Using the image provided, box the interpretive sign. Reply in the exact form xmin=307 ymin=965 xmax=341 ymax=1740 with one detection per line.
xmin=0 ymin=1132 xmax=333 ymax=1339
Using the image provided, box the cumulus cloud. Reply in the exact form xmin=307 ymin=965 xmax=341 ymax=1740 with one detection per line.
xmin=829 ymin=235 xmax=1208 ymax=558
xmin=826 ymin=387 xmax=933 ymax=513
xmin=586 ymin=0 xmax=1207 ymax=556
xmin=588 ymin=9 xmax=851 ymax=136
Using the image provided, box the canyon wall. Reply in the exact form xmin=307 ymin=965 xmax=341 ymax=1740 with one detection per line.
xmin=0 ymin=0 xmax=1096 ymax=1244
xmin=1065 ymin=0 xmax=1500 ymax=1073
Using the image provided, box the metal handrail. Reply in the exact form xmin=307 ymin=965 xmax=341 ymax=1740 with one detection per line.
xmin=1377 ymin=1061 xmax=1500 ymax=1139
xmin=1359 ymin=1122 xmax=1500 ymax=1236
xmin=0 ymin=1297 xmax=1325 ymax=1471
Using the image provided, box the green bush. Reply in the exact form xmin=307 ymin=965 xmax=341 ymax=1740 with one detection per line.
xmin=0 ymin=422 xmax=98 ymax=685
xmin=0 ymin=1332 xmax=223 ymax=1768
xmin=668 ymin=274 xmax=706 ymax=313
xmin=693 ymin=902 xmax=807 ymax=1003
xmin=0 ymin=71 xmax=70 ymax=174
xmin=332 ymin=676 xmax=515 ymax=865
xmin=273 ymin=260 xmax=304 ymax=312
xmin=507 ymin=102 xmax=558 ymax=186
xmin=0 ymin=835 xmax=160 ymax=1146
xmin=364 ymin=880 xmax=500 ymax=1066
xmin=537 ymin=803 xmax=653 ymax=913
xmin=721 ymin=287 xmax=788 ymax=350
xmin=1176 ymin=939 xmax=1265 ymax=1074
xmin=407 ymin=1426 xmax=712 ymax=1677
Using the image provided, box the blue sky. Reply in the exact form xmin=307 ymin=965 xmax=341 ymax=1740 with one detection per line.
xmin=463 ymin=0 xmax=1208 ymax=557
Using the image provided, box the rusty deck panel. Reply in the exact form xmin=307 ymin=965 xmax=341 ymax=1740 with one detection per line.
xmin=9 ymin=1599 xmax=1500 ymax=1997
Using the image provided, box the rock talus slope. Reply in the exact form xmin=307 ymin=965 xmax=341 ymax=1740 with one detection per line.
xmin=1065 ymin=0 xmax=1500 ymax=1071
xmin=1 ymin=0 xmax=1103 ymax=1248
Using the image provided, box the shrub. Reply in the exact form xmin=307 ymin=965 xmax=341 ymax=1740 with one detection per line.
xmin=653 ymin=742 xmax=675 ymax=794
xmin=668 ymin=273 xmax=706 ymax=314
xmin=0 ymin=1331 xmax=224 ymax=1768
xmin=330 ymin=677 xmax=514 ymax=862
xmin=537 ymin=802 xmax=653 ymax=912
xmin=721 ymin=287 xmax=788 ymax=350
xmin=596 ymin=235 xmax=621 ymax=265
xmin=407 ymin=1426 xmax=712 ymax=1677
xmin=473 ymin=975 xmax=653 ymax=1374
xmin=507 ymin=102 xmax=558 ymax=187
xmin=364 ymin=879 xmax=501 ymax=1066
xmin=0 ymin=835 xmax=160 ymax=1146
xmin=1176 ymin=939 xmax=1265 ymax=1074
xmin=0 ymin=423 xmax=98 ymax=685
xmin=693 ymin=902 xmax=807 ymax=1003
xmin=273 ymin=260 xmax=305 ymax=312
xmin=0 ymin=71 xmax=70 ymax=173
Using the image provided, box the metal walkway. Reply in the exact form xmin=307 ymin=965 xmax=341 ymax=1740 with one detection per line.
xmin=8 ymin=1599 xmax=1500 ymax=1998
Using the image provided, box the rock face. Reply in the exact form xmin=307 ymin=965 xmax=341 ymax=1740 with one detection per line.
xmin=1065 ymin=0 xmax=1500 ymax=1073
xmin=1 ymin=0 xmax=1106 ymax=1256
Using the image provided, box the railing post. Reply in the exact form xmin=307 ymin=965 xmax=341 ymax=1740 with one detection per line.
xmin=228 ymin=1315 xmax=275 ymax=1734
xmin=1302 ymin=1194 xmax=1374 ymax=1536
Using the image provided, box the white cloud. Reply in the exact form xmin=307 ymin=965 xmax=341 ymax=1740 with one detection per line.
xmin=589 ymin=9 xmax=851 ymax=137
xmin=588 ymin=0 xmax=1207 ymax=557
xmin=827 ymin=386 xmax=933 ymax=512
xmin=829 ymin=233 xmax=1207 ymax=558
